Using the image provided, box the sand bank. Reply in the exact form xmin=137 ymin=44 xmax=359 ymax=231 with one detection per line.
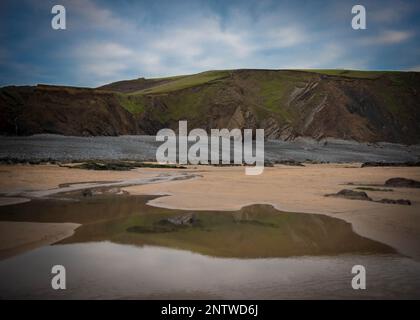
xmin=0 ymin=221 xmax=80 ymax=260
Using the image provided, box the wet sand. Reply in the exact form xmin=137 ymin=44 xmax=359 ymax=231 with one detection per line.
xmin=0 ymin=164 xmax=173 ymax=197
xmin=0 ymin=164 xmax=419 ymax=260
xmin=0 ymin=221 xmax=80 ymax=260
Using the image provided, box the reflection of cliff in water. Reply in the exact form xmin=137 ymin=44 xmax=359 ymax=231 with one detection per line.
xmin=0 ymin=194 xmax=395 ymax=258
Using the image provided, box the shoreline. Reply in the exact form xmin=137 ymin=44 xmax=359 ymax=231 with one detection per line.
xmin=0 ymin=221 xmax=80 ymax=260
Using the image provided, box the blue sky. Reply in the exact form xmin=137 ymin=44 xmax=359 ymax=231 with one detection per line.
xmin=0 ymin=0 xmax=419 ymax=87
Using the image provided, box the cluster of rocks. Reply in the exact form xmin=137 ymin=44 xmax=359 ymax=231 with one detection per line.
xmin=377 ymin=198 xmax=411 ymax=205
xmin=66 ymin=161 xmax=186 ymax=171
xmin=361 ymin=162 xmax=420 ymax=168
xmin=127 ymin=213 xmax=199 ymax=234
xmin=265 ymin=160 xmax=305 ymax=167
xmin=326 ymin=189 xmax=411 ymax=206
xmin=326 ymin=189 xmax=372 ymax=201
xmin=164 ymin=213 xmax=197 ymax=226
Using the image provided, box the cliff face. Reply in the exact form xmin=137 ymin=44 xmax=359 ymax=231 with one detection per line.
xmin=0 ymin=85 xmax=140 ymax=136
xmin=1 ymin=69 xmax=420 ymax=144
xmin=132 ymin=70 xmax=420 ymax=144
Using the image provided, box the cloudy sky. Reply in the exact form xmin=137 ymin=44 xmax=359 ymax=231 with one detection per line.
xmin=0 ymin=0 xmax=419 ymax=87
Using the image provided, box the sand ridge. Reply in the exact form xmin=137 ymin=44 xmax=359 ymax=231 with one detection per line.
xmin=0 ymin=221 xmax=80 ymax=260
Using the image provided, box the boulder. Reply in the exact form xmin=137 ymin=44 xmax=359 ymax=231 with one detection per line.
xmin=166 ymin=213 xmax=197 ymax=226
xmin=326 ymin=189 xmax=372 ymax=201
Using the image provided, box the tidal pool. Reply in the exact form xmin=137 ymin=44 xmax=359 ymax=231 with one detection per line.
xmin=0 ymin=195 xmax=394 ymax=258
xmin=0 ymin=194 xmax=419 ymax=299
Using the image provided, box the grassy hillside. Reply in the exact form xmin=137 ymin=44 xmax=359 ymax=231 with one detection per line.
xmin=130 ymin=70 xmax=230 ymax=95
xmin=1 ymin=69 xmax=419 ymax=143
xmin=297 ymin=69 xmax=387 ymax=79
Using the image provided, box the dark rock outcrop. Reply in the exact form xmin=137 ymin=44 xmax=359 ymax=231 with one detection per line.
xmin=165 ymin=213 xmax=197 ymax=226
xmin=385 ymin=178 xmax=420 ymax=188
xmin=377 ymin=198 xmax=411 ymax=205
xmin=326 ymin=189 xmax=372 ymax=201
xmin=326 ymin=188 xmax=412 ymax=206
xmin=361 ymin=162 xmax=420 ymax=168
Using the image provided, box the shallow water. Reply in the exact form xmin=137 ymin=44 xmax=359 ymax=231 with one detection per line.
xmin=0 ymin=243 xmax=420 ymax=299
xmin=0 ymin=195 xmax=394 ymax=258
xmin=0 ymin=195 xmax=420 ymax=299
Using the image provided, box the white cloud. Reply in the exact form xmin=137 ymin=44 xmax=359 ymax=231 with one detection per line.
xmin=361 ymin=30 xmax=414 ymax=45
xmin=64 ymin=0 xmax=136 ymax=31
xmin=377 ymin=30 xmax=413 ymax=44
xmin=77 ymin=42 xmax=134 ymax=59
xmin=64 ymin=0 xmax=317 ymax=85
xmin=149 ymin=17 xmax=253 ymax=59
xmin=260 ymin=27 xmax=307 ymax=49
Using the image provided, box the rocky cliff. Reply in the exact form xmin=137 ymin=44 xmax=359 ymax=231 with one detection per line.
xmin=1 ymin=69 xmax=419 ymax=144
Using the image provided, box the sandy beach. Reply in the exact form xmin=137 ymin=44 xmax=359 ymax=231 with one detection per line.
xmin=0 ymin=163 xmax=419 ymax=260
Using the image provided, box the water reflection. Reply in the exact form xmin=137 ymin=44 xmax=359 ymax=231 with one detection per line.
xmin=0 ymin=242 xmax=419 ymax=299
xmin=0 ymin=195 xmax=394 ymax=258
xmin=0 ymin=195 xmax=419 ymax=299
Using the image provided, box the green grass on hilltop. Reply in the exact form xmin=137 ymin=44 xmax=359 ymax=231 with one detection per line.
xmin=297 ymin=69 xmax=397 ymax=79
xmin=131 ymin=70 xmax=230 ymax=95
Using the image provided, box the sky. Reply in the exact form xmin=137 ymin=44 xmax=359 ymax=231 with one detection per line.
xmin=0 ymin=0 xmax=419 ymax=87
